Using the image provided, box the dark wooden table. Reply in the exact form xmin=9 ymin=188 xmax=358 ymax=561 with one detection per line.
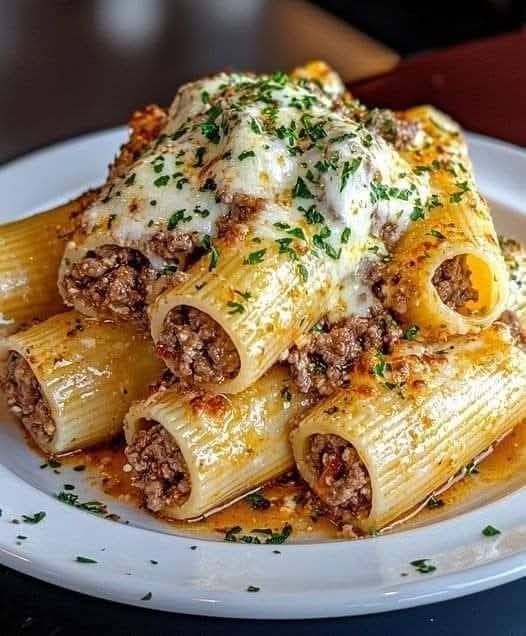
xmin=2 ymin=1 xmax=526 ymax=633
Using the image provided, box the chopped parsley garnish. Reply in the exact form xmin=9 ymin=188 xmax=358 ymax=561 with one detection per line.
xmin=299 ymin=204 xmax=324 ymax=225
xmin=201 ymin=235 xmax=219 ymax=270
xmin=227 ymin=301 xmax=245 ymax=315
xmin=250 ymin=117 xmax=263 ymax=135
xmin=286 ymin=227 xmax=306 ymax=241
xmin=465 ymin=461 xmax=479 ymax=476
xmin=193 ymin=206 xmax=210 ymax=218
xmin=292 ymin=176 xmax=314 ymax=199
xmin=200 ymin=104 xmax=223 ymax=143
xmin=124 ymin=172 xmax=136 ymax=186
xmin=154 ymin=175 xmax=170 ymax=187
xmin=482 ymin=525 xmax=501 ymax=537
xmin=297 ymin=263 xmax=309 ymax=282
xmin=264 ymin=524 xmax=293 ymax=544
xmin=410 ymin=204 xmax=425 ymax=221
xmin=410 ymin=559 xmax=436 ymax=574
xmin=158 ymin=265 xmax=178 ymax=277
xmin=428 ymin=229 xmax=446 ymax=240
xmin=193 ymin=146 xmax=206 ymax=167
xmin=246 ymin=586 xmax=260 ymax=593
xmin=246 ymin=492 xmax=271 ymax=510
xmin=75 ymin=556 xmax=97 ymax=564
xmin=426 ymin=496 xmax=444 ymax=509
xmin=200 ymin=177 xmax=217 ymax=191
xmin=141 ymin=592 xmax=153 ymax=601
xmin=340 ymin=157 xmax=362 ymax=192
xmin=341 ymin=227 xmax=351 ymax=244
xmin=147 ymin=219 xmax=155 ymax=227
xmin=225 ymin=526 xmax=242 ymax=542
xmin=22 ymin=512 xmax=46 ymax=524
xmin=372 ymin=353 xmax=390 ymax=378
xmin=281 ymin=386 xmax=292 ymax=403
xmin=201 ymin=90 xmax=210 ymax=104
xmin=56 ymin=491 xmax=108 ymax=515
xmin=40 ymin=459 xmax=61 ymax=470
xmin=167 ymin=209 xmax=192 ymax=230
xmin=244 ymin=249 xmax=266 ymax=265
xmin=404 ymin=325 xmax=419 ymax=340
xmin=238 ymin=150 xmax=255 ymax=161
xmin=234 ymin=289 xmax=252 ymax=301
xmin=171 ymin=126 xmax=188 ymax=141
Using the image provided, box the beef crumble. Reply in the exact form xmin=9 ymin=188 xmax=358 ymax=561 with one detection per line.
xmin=155 ymin=306 xmax=240 ymax=385
xmin=4 ymin=352 xmax=56 ymax=445
xmin=62 ymin=245 xmax=155 ymax=326
xmin=498 ymin=309 xmax=526 ymax=349
xmin=125 ymin=422 xmax=190 ymax=512
xmin=287 ymin=310 xmax=402 ymax=396
xmin=216 ymin=193 xmax=264 ymax=243
xmin=306 ymin=433 xmax=371 ymax=517
xmin=432 ymin=255 xmax=478 ymax=309
xmin=148 ymin=230 xmax=200 ymax=260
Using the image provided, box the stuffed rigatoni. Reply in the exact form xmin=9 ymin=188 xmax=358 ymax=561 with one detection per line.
xmin=3 ymin=312 xmax=163 ymax=455
xmin=0 ymin=193 xmax=96 ymax=335
xmin=57 ymin=65 xmax=431 ymax=393
xmin=124 ymin=365 xmax=309 ymax=519
xmin=381 ymin=106 xmax=508 ymax=337
xmin=291 ymin=325 xmax=526 ymax=532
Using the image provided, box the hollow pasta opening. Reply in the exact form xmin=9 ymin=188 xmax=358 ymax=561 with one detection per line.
xmin=62 ymin=244 xmax=155 ymax=326
xmin=125 ymin=419 xmax=191 ymax=512
xmin=432 ymin=253 xmax=493 ymax=316
xmin=4 ymin=351 xmax=56 ymax=447
xmin=155 ymin=305 xmax=241 ymax=386
xmin=305 ymin=433 xmax=371 ymax=518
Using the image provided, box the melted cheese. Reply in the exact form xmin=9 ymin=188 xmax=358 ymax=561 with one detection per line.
xmin=77 ymin=66 xmax=430 ymax=314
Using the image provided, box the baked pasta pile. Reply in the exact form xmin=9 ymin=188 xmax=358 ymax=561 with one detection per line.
xmin=2 ymin=62 xmax=526 ymax=534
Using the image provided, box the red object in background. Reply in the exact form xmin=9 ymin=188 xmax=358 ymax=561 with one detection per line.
xmin=348 ymin=31 xmax=526 ymax=147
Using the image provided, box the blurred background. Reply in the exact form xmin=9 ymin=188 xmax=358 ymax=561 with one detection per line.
xmin=1 ymin=0 xmax=525 ymax=163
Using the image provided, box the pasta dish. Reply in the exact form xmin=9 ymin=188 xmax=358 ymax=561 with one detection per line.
xmin=2 ymin=61 xmax=525 ymax=538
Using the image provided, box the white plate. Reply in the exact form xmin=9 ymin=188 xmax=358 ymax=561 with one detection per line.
xmin=0 ymin=130 xmax=526 ymax=619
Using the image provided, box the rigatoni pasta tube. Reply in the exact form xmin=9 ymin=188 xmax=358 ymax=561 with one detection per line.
xmin=4 ymin=311 xmax=163 ymax=455
xmin=124 ymin=365 xmax=309 ymax=519
xmin=382 ymin=106 xmax=508 ymax=336
xmin=0 ymin=193 xmax=96 ymax=334
xmin=291 ymin=325 xmax=526 ymax=533
xmin=149 ymin=232 xmax=363 ymax=394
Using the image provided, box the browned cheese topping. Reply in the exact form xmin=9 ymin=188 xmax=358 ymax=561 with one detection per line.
xmin=108 ymin=104 xmax=168 ymax=180
xmin=155 ymin=306 xmax=240 ymax=385
xmin=62 ymin=245 xmax=155 ymax=326
xmin=432 ymin=255 xmax=478 ymax=309
xmin=306 ymin=433 xmax=371 ymax=518
xmin=125 ymin=422 xmax=191 ymax=512
xmin=287 ymin=310 xmax=402 ymax=396
xmin=4 ymin=352 xmax=56 ymax=445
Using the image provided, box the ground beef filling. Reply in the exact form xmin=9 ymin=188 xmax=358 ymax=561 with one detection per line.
xmin=155 ymin=306 xmax=240 ymax=385
xmin=4 ymin=352 xmax=56 ymax=444
xmin=125 ymin=423 xmax=190 ymax=512
xmin=287 ymin=310 xmax=402 ymax=396
xmin=432 ymin=255 xmax=478 ymax=310
xmin=499 ymin=309 xmax=526 ymax=349
xmin=62 ymin=245 xmax=155 ymax=325
xmin=306 ymin=434 xmax=371 ymax=517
